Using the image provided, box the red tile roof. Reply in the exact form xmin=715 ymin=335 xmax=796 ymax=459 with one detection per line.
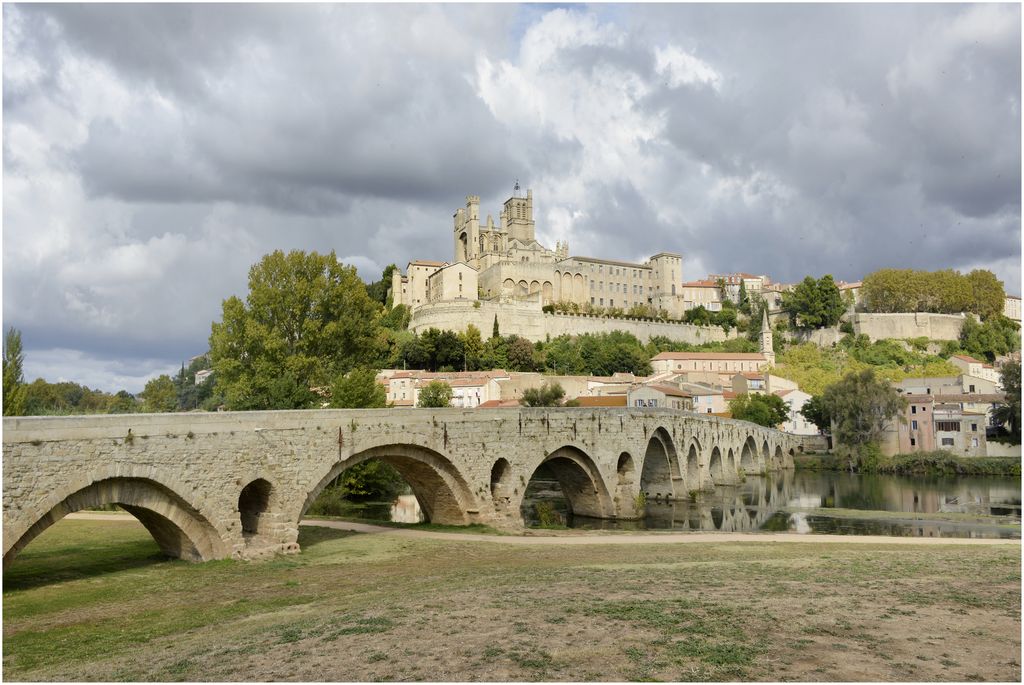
xmin=644 ymin=384 xmax=693 ymax=398
xmin=573 ymin=395 xmax=628 ymax=407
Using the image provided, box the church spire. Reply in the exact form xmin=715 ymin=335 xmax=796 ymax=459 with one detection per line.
xmin=760 ymin=306 xmax=775 ymax=366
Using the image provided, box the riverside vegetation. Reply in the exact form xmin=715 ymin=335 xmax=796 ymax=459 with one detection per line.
xmin=3 ymin=518 xmax=1019 ymax=682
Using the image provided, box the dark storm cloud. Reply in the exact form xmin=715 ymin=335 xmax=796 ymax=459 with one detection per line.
xmin=3 ymin=3 xmax=1019 ymax=392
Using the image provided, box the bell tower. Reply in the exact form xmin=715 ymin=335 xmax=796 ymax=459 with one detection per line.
xmin=503 ymin=181 xmax=535 ymax=245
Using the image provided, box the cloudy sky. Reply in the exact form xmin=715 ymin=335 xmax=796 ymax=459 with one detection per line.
xmin=3 ymin=3 xmax=1020 ymax=393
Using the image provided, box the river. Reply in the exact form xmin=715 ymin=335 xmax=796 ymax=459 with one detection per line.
xmin=337 ymin=471 xmax=1020 ymax=539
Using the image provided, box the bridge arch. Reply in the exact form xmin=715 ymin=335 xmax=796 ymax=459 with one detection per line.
xmin=238 ymin=478 xmax=275 ymax=538
xmin=775 ymin=446 xmax=785 ymax=469
xmin=740 ymin=437 xmax=757 ymax=472
xmin=4 ymin=476 xmax=227 ymax=568
xmin=761 ymin=439 xmax=771 ymax=470
xmin=709 ymin=446 xmax=724 ymax=484
xmin=490 ymin=458 xmax=513 ymax=501
xmin=301 ymin=444 xmax=477 ymax=525
xmin=640 ymin=427 xmax=679 ymax=500
xmin=684 ymin=440 xmax=700 ymax=492
xmin=520 ymin=445 xmax=614 ymax=520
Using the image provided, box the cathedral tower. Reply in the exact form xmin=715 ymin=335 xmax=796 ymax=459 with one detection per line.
xmin=503 ymin=187 xmax=535 ymax=245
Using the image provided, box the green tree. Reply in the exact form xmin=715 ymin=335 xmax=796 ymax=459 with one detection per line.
xmin=380 ymin=303 xmax=411 ymax=331
xmin=959 ymin=315 xmax=1020 ymax=363
xmin=334 ymin=460 xmax=405 ymax=501
xmin=209 ymin=250 xmax=383 ymax=410
xmin=108 ymin=390 xmax=138 ymax=414
xmin=366 ymin=264 xmax=398 ymax=306
xmin=799 ymin=394 xmax=832 ymax=433
xmin=861 ymin=268 xmax=1006 ymax=318
xmin=729 ymin=393 xmax=788 ymax=427
xmin=3 ymin=327 xmax=27 ymax=416
xmin=331 ymin=367 xmax=387 ymax=408
xmin=140 ymin=375 xmax=178 ymax=413
xmin=781 ymin=275 xmax=844 ymax=329
xmin=738 ymin=280 xmax=750 ymax=315
xmin=418 ymin=380 xmax=453 ymax=408
xmin=993 ymin=360 xmax=1021 ymax=443
xmin=460 ymin=324 xmax=484 ymax=371
xmin=966 ymin=269 xmax=1006 ymax=320
xmin=433 ymin=330 xmax=466 ymax=371
xmin=507 ymin=336 xmax=536 ymax=372
xmin=520 ymin=382 xmax=566 ymax=407
xmin=820 ymin=370 xmax=906 ymax=466
xmin=492 ymin=314 xmax=500 ymax=339
xmin=683 ymin=305 xmax=713 ymax=326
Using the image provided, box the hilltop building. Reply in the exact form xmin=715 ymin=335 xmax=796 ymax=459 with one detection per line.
xmin=391 ymin=188 xmax=684 ymax=312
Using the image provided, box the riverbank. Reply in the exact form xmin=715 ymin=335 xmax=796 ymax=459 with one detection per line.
xmin=4 ymin=518 xmax=1020 ymax=681
xmin=795 ymin=450 xmax=1021 ymax=476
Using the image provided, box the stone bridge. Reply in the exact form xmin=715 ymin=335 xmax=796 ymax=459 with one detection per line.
xmin=3 ymin=408 xmax=804 ymax=566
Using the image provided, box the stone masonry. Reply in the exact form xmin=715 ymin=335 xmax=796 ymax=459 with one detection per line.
xmin=3 ymin=408 xmax=803 ymax=566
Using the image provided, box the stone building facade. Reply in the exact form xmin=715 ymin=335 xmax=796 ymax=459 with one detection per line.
xmin=391 ymin=189 xmax=698 ymax=331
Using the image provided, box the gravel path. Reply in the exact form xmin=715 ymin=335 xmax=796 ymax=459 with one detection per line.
xmin=65 ymin=511 xmax=1020 ymax=546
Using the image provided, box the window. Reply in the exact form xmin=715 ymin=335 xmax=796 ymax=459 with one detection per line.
xmin=910 ymin=438 xmax=916 ymax=446
xmin=591 ymin=297 xmax=595 ymax=304
xmin=969 ymin=384 xmax=976 ymax=393
xmin=600 ymin=298 xmax=604 ymax=306
xmin=590 ymin=280 xmax=594 ymax=289
xmin=936 ymin=421 xmax=961 ymax=432
xmin=911 ymin=420 xmax=918 ymax=430
xmin=941 ymin=437 xmax=955 ymax=446
xmin=610 ymin=299 xmax=615 ymax=307
xmin=707 ymin=408 xmax=712 ymax=414
xmin=911 ymin=406 xmax=917 ymax=414
xmin=971 ymin=437 xmax=979 ymax=447
xmin=971 ymin=423 xmax=978 ymax=432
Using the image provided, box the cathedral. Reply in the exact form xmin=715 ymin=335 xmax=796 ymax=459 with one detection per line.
xmin=391 ymin=188 xmax=687 ymax=317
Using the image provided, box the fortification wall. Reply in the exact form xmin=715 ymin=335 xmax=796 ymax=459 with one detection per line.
xmin=852 ymin=312 xmax=971 ymax=342
xmin=409 ymin=300 xmax=733 ymax=344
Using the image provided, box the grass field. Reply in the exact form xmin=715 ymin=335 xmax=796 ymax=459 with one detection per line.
xmin=3 ymin=519 xmax=1020 ymax=681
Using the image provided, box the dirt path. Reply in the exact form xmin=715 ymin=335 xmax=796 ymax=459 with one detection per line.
xmin=65 ymin=511 xmax=1020 ymax=546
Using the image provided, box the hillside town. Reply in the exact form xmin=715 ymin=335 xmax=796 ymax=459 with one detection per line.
xmin=373 ymin=188 xmax=1020 ymax=459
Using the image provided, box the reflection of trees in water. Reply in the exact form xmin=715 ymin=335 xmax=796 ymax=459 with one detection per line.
xmin=524 ymin=466 xmax=1020 ymax=533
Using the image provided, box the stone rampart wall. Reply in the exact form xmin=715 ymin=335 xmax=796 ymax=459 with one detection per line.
xmin=852 ymin=312 xmax=970 ymax=342
xmin=410 ymin=299 xmax=733 ymax=344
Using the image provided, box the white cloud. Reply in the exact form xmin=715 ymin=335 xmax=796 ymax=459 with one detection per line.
xmin=654 ymin=45 xmax=722 ymax=90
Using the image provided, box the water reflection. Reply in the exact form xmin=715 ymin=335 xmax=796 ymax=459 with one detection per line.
xmin=390 ymin=494 xmax=425 ymax=523
xmin=524 ymin=470 xmax=1021 ymax=539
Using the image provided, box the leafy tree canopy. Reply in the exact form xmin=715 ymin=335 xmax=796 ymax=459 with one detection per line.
xmin=958 ymin=315 xmax=1020 ymax=363
xmin=799 ymin=394 xmax=831 ymax=433
xmin=781 ymin=275 xmax=845 ymax=330
xmin=331 ymin=367 xmax=387 ymax=409
xmin=729 ymin=393 xmax=788 ymax=427
xmin=140 ymin=375 xmax=178 ymax=413
xmin=3 ymin=327 xmax=27 ymax=416
xmin=820 ymin=369 xmax=906 ymax=454
xmin=520 ymin=382 xmax=566 ymax=407
xmin=993 ymin=360 xmax=1021 ymax=443
xmin=418 ymin=380 xmax=453 ymax=408
xmin=861 ymin=268 xmax=1005 ymax=319
xmin=209 ymin=250 xmax=383 ymax=410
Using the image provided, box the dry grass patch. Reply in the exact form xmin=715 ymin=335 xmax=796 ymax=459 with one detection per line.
xmin=3 ymin=519 xmax=1020 ymax=681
